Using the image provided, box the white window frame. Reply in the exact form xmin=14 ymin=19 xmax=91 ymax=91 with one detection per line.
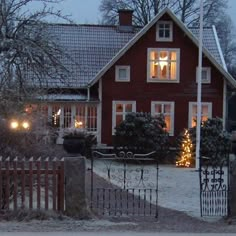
xmin=112 ymin=101 xmax=136 ymax=135
xmin=151 ymin=101 xmax=175 ymax=136
xmin=115 ymin=65 xmax=130 ymax=82
xmin=156 ymin=21 xmax=173 ymax=42
xmin=147 ymin=48 xmax=180 ymax=83
xmin=196 ymin=67 xmax=211 ymax=84
xmin=48 ymin=104 xmax=98 ymax=132
xmin=188 ymin=102 xmax=212 ymax=128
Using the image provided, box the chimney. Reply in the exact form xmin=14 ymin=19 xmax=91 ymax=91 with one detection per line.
xmin=118 ymin=9 xmax=134 ymax=32
xmin=118 ymin=9 xmax=133 ymax=26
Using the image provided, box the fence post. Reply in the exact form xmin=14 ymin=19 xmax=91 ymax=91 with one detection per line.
xmin=64 ymin=156 xmax=90 ymax=218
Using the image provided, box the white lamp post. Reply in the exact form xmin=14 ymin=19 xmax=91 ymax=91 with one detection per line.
xmin=196 ymin=0 xmax=204 ymax=170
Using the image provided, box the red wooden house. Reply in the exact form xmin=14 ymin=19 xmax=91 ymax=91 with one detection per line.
xmin=30 ymin=8 xmax=236 ymax=145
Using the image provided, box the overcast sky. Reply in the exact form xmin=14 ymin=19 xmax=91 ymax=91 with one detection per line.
xmin=48 ymin=0 xmax=236 ymax=26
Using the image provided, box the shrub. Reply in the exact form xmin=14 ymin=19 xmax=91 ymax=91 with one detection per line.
xmin=189 ymin=117 xmax=231 ymax=161
xmin=63 ymin=129 xmax=97 ymax=156
xmin=114 ymin=112 xmax=170 ymax=157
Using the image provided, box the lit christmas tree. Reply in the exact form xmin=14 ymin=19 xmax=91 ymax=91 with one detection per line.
xmin=176 ymin=129 xmax=193 ymax=168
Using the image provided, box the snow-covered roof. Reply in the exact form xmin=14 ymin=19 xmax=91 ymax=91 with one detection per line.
xmin=32 ymin=8 xmax=233 ymax=89
xmin=37 ymin=94 xmax=88 ymax=101
xmin=190 ymin=27 xmax=224 ymax=67
xmin=42 ymin=24 xmax=139 ymax=88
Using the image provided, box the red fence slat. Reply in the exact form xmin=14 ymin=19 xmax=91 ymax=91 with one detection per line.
xmin=37 ymin=157 xmax=41 ymax=209
xmin=13 ymin=158 xmax=18 ymax=210
xmin=29 ymin=157 xmax=33 ymax=209
xmin=0 ymin=157 xmax=64 ymax=212
xmin=5 ymin=157 xmax=10 ymax=210
xmin=58 ymin=158 xmax=65 ymax=212
xmin=45 ymin=157 xmax=49 ymax=210
xmin=52 ymin=158 xmax=57 ymax=211
xmin=21 ymin=158 xmax=25 ymax=209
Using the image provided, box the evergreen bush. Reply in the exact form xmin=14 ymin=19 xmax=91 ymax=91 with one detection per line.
xmin=189 ymin=117 xmax=231 ymax=161
xmin=114 ymin=112 xmax=170 ymax=158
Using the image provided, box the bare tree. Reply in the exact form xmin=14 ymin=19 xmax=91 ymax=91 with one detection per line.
xmin=99 ymin=0 xmax=228 ymax=27
xmin=215 ymin=13 xmax=236 ymax=78
xmin=0 ymin=0 xmax=71 ymax=116
xmin=99 ymin=0 xmax=179 ymax=26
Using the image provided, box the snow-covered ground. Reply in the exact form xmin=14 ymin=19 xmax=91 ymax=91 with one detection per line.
xmin=87 ymin=159 xmax=221 ymax=219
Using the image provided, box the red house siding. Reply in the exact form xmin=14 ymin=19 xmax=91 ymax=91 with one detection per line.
xmin=101 ymin=14 xmax=224 ymax=145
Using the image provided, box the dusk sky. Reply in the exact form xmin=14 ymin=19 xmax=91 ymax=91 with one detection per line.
xmin=47 ymin=0 xmax=236 ymax=26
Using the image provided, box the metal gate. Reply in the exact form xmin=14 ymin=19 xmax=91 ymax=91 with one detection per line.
xmin=199 ymin=153 xmax=230 ymax=217
xmin=90 ymin=150 xmax=158 ymax=218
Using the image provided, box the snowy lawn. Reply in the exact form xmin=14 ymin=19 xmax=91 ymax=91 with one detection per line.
xmin=87 ymin=159 xmax=202 ymax=218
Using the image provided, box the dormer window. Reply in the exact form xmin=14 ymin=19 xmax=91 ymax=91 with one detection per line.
xmin=156 ymin=21 xmax=173 ymax=42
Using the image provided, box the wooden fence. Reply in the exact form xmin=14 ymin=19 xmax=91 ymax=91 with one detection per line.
xmin=0 ymin=157 xmax=64 ymax=212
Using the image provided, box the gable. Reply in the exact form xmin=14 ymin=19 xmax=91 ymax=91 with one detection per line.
xmin=88 ymin=8 xmax=236 ymax=89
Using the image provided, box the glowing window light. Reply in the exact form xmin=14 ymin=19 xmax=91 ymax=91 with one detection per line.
xmin=156 ymin=56 xmax=168 ymax=70
xmin=75 ymin=120 xmax=83 ymax=128
xmin=57 ymin=109 xmax=61 ymax=116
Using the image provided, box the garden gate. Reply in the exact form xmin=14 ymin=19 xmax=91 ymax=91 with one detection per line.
xmin=199 ymin=152 xmax=230 ymax=217
xmin=90 ymin=150 xmax=158 ymax=219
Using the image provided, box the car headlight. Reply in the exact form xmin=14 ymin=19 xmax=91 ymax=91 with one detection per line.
xmin=22 ymin=121 xmax=30 ymax=129
xmin=10 ymin=121 xmax=19 ymax=129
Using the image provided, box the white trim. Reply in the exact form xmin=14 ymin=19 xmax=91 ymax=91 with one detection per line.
xmin=87 ymin=87 xmax=90 ymax=101
xmin=112 ymin=101 xmax=136 ymax=135
xmin=97 ymin=79 xmax=102 ymax=144
xmin=115 ymin=65 xmax=130 ymax=82
xmin=156 ymin=21 xmax=173 ymax=42
xmin=188 ymin=102 xmax=212 ymax=128
xmin=48 ymin=105 xmax=52 ymax=124
xmin=60 ymin=106 xmax=64 ymax=128
xmin=151 ymin=101 xmax=175 ymax=136
xmin=223 ymin=80 xmax=227 ymax=130
xmin=71 ymin=105 xmax=76 ymax=127
xmin=196 ymin=67 xmax=211 ymax=84
xmin=88 ymin=8 xmax=236 ymax=89
xmin=212 ymin=25 xmax=228 ymax=71
xmin=147 ymin=48 xmax=180 ymax=83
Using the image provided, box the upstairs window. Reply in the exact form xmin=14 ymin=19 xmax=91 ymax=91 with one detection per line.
xmin=115 ymin=65 xmax=130 ymax=82
xmin=196 ymin=67 xmax=211 ymax=84
xmin=147 ymin=48 xmax=180 ymax=82
xmin=156 ymin=21 xmax=173 ymax=42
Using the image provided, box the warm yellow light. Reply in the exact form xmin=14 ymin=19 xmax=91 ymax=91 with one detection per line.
xmin=22 ymin=121 xmax=30 ymax=129
xmin=57 ymin=109 xmax=61 ymax=116
xmin=10 ymin=121 xmax=19 ymax=129
xmin=176 ymin=129 xmax=193 ymax=168
xmin=156 ymin=56 xmax=168 ymax=70
xmin=75 ymin=120 xmax=83 ymax=128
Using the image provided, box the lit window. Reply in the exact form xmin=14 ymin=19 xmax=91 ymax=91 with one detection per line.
xmin=115 ymin=66 xmax=130 ymax=82
xmin=196 ymin=67 xmax=211 ymax=84
xmin=188 ymin=102 xmax=212 ymax=128
xmin=49 ymin=104 xmax=97 ymax=132
xmin=156 ymin=21 xmax=173 ymax=42
xmin=112 ymin=101 xmax=136 ymax=134
xmin=151 ymin=101 xmax=175 ymax=136
xmin=64 ymin=106 xmax=72 ymax=128
xmin=75 ymin=105 xmax=97 ymax=132
xmin=147 ymin=48 xmax=180 ymax=82
xmin=52 ymin=105 xmax=61 ymax=128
